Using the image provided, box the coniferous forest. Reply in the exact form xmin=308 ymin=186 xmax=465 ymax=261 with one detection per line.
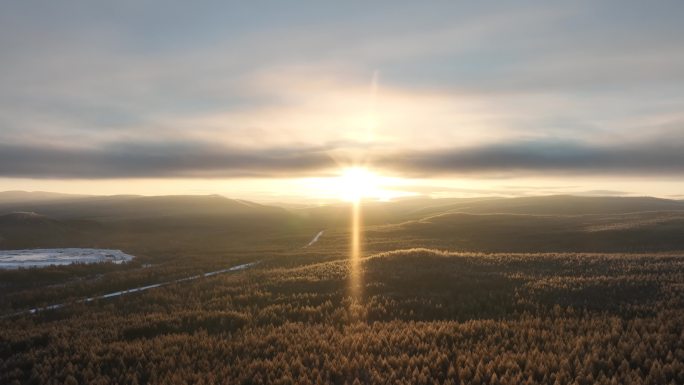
xmin=2 ymin=246 xmax=683 ymax=385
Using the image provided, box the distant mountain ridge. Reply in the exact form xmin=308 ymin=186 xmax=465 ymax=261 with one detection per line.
xmin=411 ymin=195 xmax=684 ymax=216
xmin=0 ymin=193 xmax=289 ymax=221
xmin=0 ymin=193 xmax=305 ymax=250
xmin=0 ymin=191 xmax=89 ymax=203
xmin=3 ymin=191 xmax=684 ymax=222
xmin=293 ymin=195 xmax=684 ymax=228
xmin=1 ymin=192 xmax=684 ymax=253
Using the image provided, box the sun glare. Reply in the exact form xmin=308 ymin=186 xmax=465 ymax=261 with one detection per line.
xmin=300 ymin=167 xmax=415 ymax=203
xmin=338 ymin=167 xmax=380 ymax=202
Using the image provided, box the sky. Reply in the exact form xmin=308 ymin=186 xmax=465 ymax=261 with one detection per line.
xmin=1 ymin=1 xmax=684 ymax=202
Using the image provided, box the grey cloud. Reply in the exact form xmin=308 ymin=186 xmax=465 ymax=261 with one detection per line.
xmin=0 ymin=142 xmax=337 ymax=179
xmin=2 ymin=138 xmax=683 ymax=179
xmin=376 ymin=140 xmax=684 ymax=177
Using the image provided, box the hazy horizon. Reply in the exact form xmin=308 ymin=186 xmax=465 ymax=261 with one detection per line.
xmin=2 ymin=188 xmax=684 ymax=207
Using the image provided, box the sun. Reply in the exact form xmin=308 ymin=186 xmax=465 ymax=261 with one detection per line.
xmin=337 ymin=167 xmax=380 ymax=202
xmin=298 ymin=167 xmax=416 ymax=202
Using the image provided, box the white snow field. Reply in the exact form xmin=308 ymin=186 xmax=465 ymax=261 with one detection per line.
xmin=0 ymin=248 xmax=135 ymax=269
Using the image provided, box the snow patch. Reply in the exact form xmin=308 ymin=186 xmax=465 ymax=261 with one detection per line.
xmin=0 ymin=248 xmax=135 ymax=269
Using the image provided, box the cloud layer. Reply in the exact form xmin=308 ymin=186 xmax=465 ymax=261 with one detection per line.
xmin=379 ymin=140 xmax=684 ymax=177
xmin=1 ymin=1 xmax=683 ymax=186
xmin=2 ymin=138 xmax=683 ymax=179
xmin=0 ymin=142 xmax=335 ymax=178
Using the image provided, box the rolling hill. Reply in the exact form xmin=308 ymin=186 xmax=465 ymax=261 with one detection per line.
xmin=2 ymin=193 xmax=684 ymax=253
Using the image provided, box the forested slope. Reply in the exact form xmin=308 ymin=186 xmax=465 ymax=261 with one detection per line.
xmin=2 ymin=249 xmax=683 ymax=384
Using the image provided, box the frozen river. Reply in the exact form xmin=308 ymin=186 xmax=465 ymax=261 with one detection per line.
xmin=0 ymin=248 xmax=135 ymax=269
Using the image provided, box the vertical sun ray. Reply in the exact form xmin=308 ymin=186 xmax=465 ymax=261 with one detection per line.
xmin=349 ymin=197 xmax=363 ymax=306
